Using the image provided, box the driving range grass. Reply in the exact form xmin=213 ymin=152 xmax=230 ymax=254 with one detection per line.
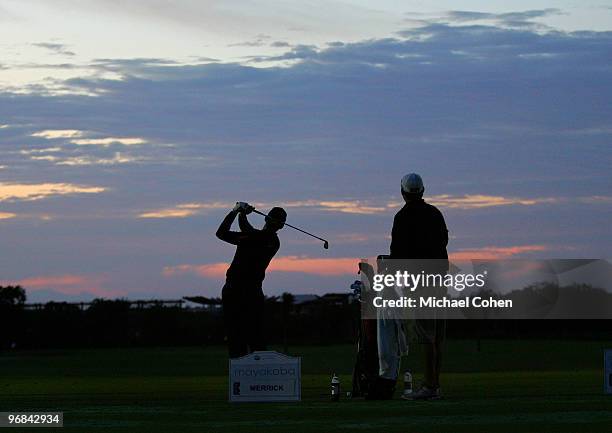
xmin=1 ymin=340 xmax=611 ymax=432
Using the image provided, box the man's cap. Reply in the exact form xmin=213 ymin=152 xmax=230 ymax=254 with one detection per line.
xmin=401 ymin=173 xmax=424 ymax=194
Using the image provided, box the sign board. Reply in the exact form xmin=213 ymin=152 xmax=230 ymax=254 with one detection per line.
xmin=229 ymin=351 xmax=301 ymax=402
xmin=606 ymin=350 xmax=612 ymax=395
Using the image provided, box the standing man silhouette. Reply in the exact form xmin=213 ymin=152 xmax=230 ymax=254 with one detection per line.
xmin=216 ymin=202 xmax=286 ymax=358
xmin=391 ymin=173 xmax=449 ymax=400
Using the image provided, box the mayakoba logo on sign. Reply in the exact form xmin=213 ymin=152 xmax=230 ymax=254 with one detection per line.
xmin=234 ymin=367 xmax=297 ymax=377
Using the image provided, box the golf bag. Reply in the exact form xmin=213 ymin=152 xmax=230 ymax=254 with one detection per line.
xmin=350 ymin=261 xmax=399 ymax=400
xmin=351 ymin=302 xmax=378 ymax=397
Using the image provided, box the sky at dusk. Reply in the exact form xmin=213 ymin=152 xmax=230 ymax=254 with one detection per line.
xmin=1 ymin=1 xmax=611 ymax=302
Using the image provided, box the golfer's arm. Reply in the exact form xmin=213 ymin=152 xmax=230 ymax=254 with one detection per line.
xmin=238 ymin=212 xmax=255 ymax=232
xmin=216 ymin=210 xmax=240 ymax=244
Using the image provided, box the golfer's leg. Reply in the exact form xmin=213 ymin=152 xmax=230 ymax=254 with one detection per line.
xmin=424 ymin=343 xmax=435 ymax=388
xmin=416 ymin=318 xmax=437 ymax=388
xmin=248 ymin=290 xmax=266 ymax=352
xmin=433 ymin=343 xmax=442 ymax=388
xmin=222 ymin=285 xmax=248 ymax=358
xmin=433 ymin=320 xmax=445 ymax=388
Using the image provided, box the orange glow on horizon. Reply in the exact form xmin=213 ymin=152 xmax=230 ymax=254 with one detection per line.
xmin=9 ymin=274 xmax=125 ymax=297
xmin=164 ymin=256 xmax=360 ymax=278
xmin=449 ymin=245 xmax=548 ymax=260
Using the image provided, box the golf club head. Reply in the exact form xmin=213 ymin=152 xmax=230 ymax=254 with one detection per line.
xmin=323 ymin=241 xmax=329 ymax=249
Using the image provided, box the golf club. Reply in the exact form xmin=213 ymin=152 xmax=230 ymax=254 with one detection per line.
xmin=251 ymin=208 xmax=329 ymax=249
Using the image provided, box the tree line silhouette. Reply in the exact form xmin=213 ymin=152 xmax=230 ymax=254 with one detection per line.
xmin=1 ymin=285 xmax=611 ymax=351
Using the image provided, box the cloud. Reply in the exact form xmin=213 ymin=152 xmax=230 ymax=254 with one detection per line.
xmin=0 ymin=183 xmax=106 ymax=202
xmin=11 ymin=62 xmax=80 ymax=71
xmin=28 ymin=154 xmax=140 ymax=166
xmin=335 ymin=233 xmax=371 ymax=243
xmin=32 ymin=129 xmax=84 ymax=139
xmin=249 ymin=44 xmax=318 ymax=62
xmin=71 ymin=137 xmax=147 ymax=146
xmin=446 ymin=9 xmax=562 ymax=27
xmin=28 ymin=129 xmax=149 ymax=165
xmin=20 ymin=147 xmax=63 ymax=154
xmin=428 ymin=194 xmax=559 ymax=209
xmin=271 ymin=41 xmax=292 ymax=48
xmin=286 ymin=200 xmax=391 ymax=215
xmin=138 ymin=202 xmax=230 ymax=218
xmin=29 ymin=155 xmax=60 ymax=162
xmin=449 ymin=245 xmax=549 ymax=261
xmin=32 ymin=42 xmax=76 ymax=56
xmin=0 ymin=212 xmax=17 ymax=220
xmin=229 ymin=40 xmax=266 ymax=48
xmin=579 ymin=196 xmax=612 ymax=204
xmin=163 ymin=255 xmax=359 ymax=278
xmin=444 ymin=11 xmax=492 ymax=22
xmin=54 ymin=152 xmax=141 ymax=166
xmin=431 ymin=9 xmax=565 ymax=32
xmin=316 ymin=201 xmax=389 ymax=214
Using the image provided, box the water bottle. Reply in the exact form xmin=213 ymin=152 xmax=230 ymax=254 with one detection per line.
xmin=331 ymin=374 xmax=340 ymax=401
xmin=403 ymin=370 xmax=413 ymax=397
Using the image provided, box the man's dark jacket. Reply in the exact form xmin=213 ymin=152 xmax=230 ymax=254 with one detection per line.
xmin=390 ymin=199 xmax=448 ymax=260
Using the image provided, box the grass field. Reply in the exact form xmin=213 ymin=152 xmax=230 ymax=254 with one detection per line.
xmin=1 ymin=340 xmax=611 ymax=432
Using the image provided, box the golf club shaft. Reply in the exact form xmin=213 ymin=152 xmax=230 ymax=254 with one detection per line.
xmin=252 ymin=209 xmax=328 ymax=244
